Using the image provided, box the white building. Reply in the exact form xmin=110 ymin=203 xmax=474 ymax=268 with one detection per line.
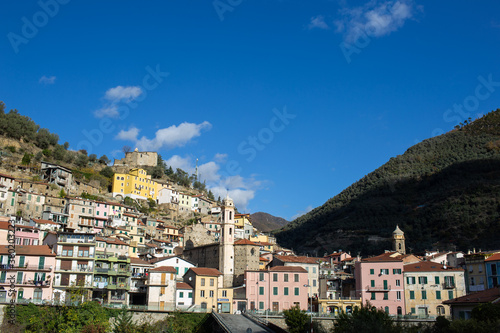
xmin=147 ymin=266 xmax=177 ymax=311
xmin=152 ymin=256 xmax=196 ymax=280
xmin=176 ymin=282 xmax=193 ymax=309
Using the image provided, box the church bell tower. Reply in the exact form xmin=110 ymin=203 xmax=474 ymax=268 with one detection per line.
xmin=219 ymin=196 xmax=235 ymax=287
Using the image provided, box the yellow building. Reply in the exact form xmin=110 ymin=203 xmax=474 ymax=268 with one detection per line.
xmin=112 ymin=168 xmax=158 ymax=201
xmin=318 ymin=297 xmax=363 ymax=315
xmin=184 ymin=267 xmax=222 ymax=312
xmin=234 ymin=213 xmax=251 ymax=229
xmin=217 ymin=287 xmax=234 ymax=313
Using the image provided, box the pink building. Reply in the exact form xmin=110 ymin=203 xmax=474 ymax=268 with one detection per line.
xmin=15 ymin=224 xmax=41 ymax=246
xmin=245 ymin=266 xmax=308 ymax=313
xmin=94 ymin=201 xmax=110 ymax=234
xmin=355 ymin=252 xmax=405 ymax=316
xmin=0 ymin=245 xmax=56 ymax=303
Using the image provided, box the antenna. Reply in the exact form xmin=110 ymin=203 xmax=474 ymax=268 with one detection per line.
xmin=195 ymin=158 xmax=199 ymax=181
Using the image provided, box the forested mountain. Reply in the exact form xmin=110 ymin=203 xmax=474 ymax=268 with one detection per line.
xmin=275 ymin=109 xmax=500 ymax=256
xmin=250 ymin=212 xmax=289 ymax=232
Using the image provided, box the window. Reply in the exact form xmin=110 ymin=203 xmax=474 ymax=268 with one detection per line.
xmin=435 ymin=276 xmax=440 ymax=284
xmin=380 ymin=269 xmax=389 ymax=275
xmin=284 ymin=287 xmax=289 ymax=296
xmin=259 ymin=287 xmax=264 ymax=295
xmin=273 ymin=273 xmax=278 ymax=282
xmin=383 ymin=292 xmax=389 ymax=300
xmin=259 ymin=272 xmax=264 ymax=281
xmin=422 ymin=290 xmax=427 ymax=300
xmin=436 ymin=291 xmax=441 ymax=300
xmin=210 ymin=279 xmax=214 ymax=287
xmin=383 ymin=280 xmax=388 ymax=290
xmin=370 ymin=269 xmax=374 ymax=275
xmin=371 ymin=292 xmax=376 ymax=300
xmin=384 ymin=306 xmax=389 ymax=314
xmin=273 ymin=287 xmax=278 ymax=295
xmin=222 ymin=290 xmax=227 ymax=297
xmin=200 ymin=290 xmax=205 ymax=297
xmin=188 ymin=292 xmax=192 ymax=298
xmin=313 ymin=267 xmax=316 ymax=273
xmin=409 ymin=291 xmax=415 ymax=300
xmin=201 ymin=278 xmax=205 ymax=286
xmin=259 ymin=302 xmax=264 ymax=310
xmin=294 ymin=274 xmax=299 ymax=282
xmin=479 ymin=265 xmax=483 ymax=273
xmin=392 ymin=269 xmax=402 ymax=274
xmin=16 ymin=272 xmax=23 ymax=284
xmin=284 ymin=274 xmax=288 ymax=282
xmin=396 ymin=279 xmax=400 ymax=287
xmin=294 ymin=287 xmax=299 ymax=296
xmin=448 ymin=291 xmax=453 ymax=299
xmin=396 ymin=291 xmax=401 ymax=300
xmin=411 ymin=308 xmax=416 ymax=314
xmin=313 ymin=279 xmax=316 ymax=287
xmin=407 ymin=276 xmax=416 ymax=285
xmin=370 ymin=280 xmax=375 ymax=287
xmin=179 ymin=292 xmax=184 ymax=298
xmin=209 ymin=290 xmax=214 ymax=297
xmin=418 ymin=276 xmax=428 ymax=284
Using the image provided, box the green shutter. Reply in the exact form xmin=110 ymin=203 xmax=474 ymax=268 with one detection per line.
xmin=436 ymin=291 xmax=441 ymax=299
xmin=19 ymin=256 xmax=25 ymax=267
xmin=38 ymin=257 xmax=45 ymax=269
xmin=410 ymin=291 xmax=414 ymax=299
xmin=284 ymin=287 xmax=288 ymax=296
xmin=16 ymin=272 xmax=23 ymax=284
xmin=383 ymin=280 xmax=388 ymax=290
xmin=371 ymin=280 xmax=375 ymax=287
xmin=370 ymin=269 xmax=374 ymax=275
xmin=424 ymin=276 xmax=428 ymax=284
xmin=0 ymin=271 xmax=6 ymax=283
xmin=435 ymin=276 xmax=440 ymax=284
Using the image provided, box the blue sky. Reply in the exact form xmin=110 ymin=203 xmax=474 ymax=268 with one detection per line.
xmin=1 ymin=1 xmax=500 ymax=220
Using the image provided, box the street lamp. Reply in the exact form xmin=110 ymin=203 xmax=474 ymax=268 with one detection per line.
xmin=304 ymin=284 xmax=313 ymax=333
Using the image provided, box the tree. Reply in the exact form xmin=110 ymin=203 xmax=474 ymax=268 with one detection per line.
xmin=150 ymin=165 xmax=164 ymax=179
xmin=99 ymin=166 xmax=114 ymax=178
xmin=76 ymin=153 xmax=89 ymax=168
xmin=52 ymin=144 xmax=66 ymax=161
xmin=89 ymin=154 xmax=98 ymax=163
xmin=98 ymin=154 xmax=110 ymax=165
xmin=207 ymin=190 xmax=215 ymax=200
xmin=113 ymin=307 xmax=135 ymax=333
xmin=21 ymin=153 xmax=33 ymax=165
xmin=123 ymin=145 xmax=132 ymax=153
xmin=35 ymin=128 xmax=58 ymax=149
xmin=333 ymin=303 xmax=400 ymax=333
xmin=165 ymin=166 xmax=174 ymax=176
xmin=283 ymin=305 xmax=309 ymax=333
xmin=63 ymin=141 xmax=70 ymax=150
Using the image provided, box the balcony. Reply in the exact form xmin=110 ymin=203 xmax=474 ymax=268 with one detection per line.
xmin=55 ymin=267 xmax=93 ymax=273
xmin=0 ymin=280 xmax=51 ymax=288
xmin=366 ymin=285 xmax=391 ymax=292
xmin=0 ymin=264 xmax=52 ymax=272
xmin=443 ymin=282 xmax=455 ymax=289
xmin=131 ymin=273 xmax=147 ymax=279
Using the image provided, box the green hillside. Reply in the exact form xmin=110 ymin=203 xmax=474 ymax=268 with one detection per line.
xmin=275 ymin=109 xmax=500 ymax=256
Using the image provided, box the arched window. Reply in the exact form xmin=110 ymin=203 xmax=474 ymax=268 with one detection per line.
xmin=384 ymin=306 xmax=389 ymax=314
xmin=229 ymin=228 xmax=232 ymax=235
xmin=201 ymin=302 xmax=207 ymax=309
xmin=399 ymin=243 xmax=402 ymax=250
xmin=437 ymin=306 xmax=445 ymax=316
xmin=397 ymin=306 xmax=402 ymax=316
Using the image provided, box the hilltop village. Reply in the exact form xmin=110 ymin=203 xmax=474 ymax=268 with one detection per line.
xmin=0 ymin=149 xmax=499 ymax=320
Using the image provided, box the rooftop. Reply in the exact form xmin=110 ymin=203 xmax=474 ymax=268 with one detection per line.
xmin=190 ymin=267 xmax=223 ymax=276
xmin=404 ymin=261 xmax=463 ymax=272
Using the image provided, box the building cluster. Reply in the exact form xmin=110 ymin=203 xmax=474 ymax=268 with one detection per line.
xmin=0 ymin=154 xmax=499 ymax=319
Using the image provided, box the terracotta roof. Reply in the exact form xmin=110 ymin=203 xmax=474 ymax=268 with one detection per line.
xmin=146 ymin=243 xmax=158 ymax=248
xmin=274 ymin=255 xmax=322 ymax=264
xmin=255 ymin=242 xmax=273 ymax=246
xmin=150 ymin=265 xmax=177 ymax=273
xmin=0 ymin=173 xmax=15 ymax=179
xmin=130 ymin=257 xmax=153 ymax=266
xmin=404 ymin=261 xmax=463 ymax=272
xmin=234 ymin=239 xmax=258 ymax=246
xmin=0 ymin=245 xmax=55 ymax=256
xmin=361 ymin=252 xmax=403 ymax=263
xmin=485 ymin=253 xmax=500 ymax=262
xmin=33 ymin=219 xmax=59 ymax=225
xmin=96 ymin=237 xmax=128 ymax=246
xmin=259 ymin=257 xmax=270 ymax=261
xmin=123 ymin=213 xmax=137 ymax=218
xmin=0 ymin=221 xmax=12 ymax=230
xmin=269 ymin=266 xmax=308 ymax=273
xmin=443 ymin=287 xmax=500 ymax=305
xmin=15 ymin=224 xmax=37 ymax=230
xmin=190 ymin=267 xmax=222 ymax=276
xmin=176 ymin=282 xmax=193 ymax=289
xmin=149 ymin=256 xmax=175 ymax=264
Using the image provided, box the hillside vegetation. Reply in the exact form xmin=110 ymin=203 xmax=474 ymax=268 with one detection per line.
xmin=250 ymin=212 xmax=289 ymax=232
xmin=276 ymin=109 xmax=500 ymax=256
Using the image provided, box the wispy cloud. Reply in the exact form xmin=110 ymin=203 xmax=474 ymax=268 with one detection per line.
xmin=94 ymin=85 xmax=143 ymax=118
xmin=291 ymin=205 xmax=314 ymax=221
xmin=39 ymin=75 xmax=56 ymax=84
xmin=308 ymin=15 xmax=329 ymax=30
xmin=132 ymin=121 xmax=212 ymax=151
xmin=163 ymin=154 xmax=265 ymax=211
xmin=115 ymin=127 xmax=140 ymax=141
xmin=335 ymin=0 xmax=418 ymax=43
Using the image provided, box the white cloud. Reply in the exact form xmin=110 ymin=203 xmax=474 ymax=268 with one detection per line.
xmin=39 ymin=75 xmax=56 ymax=84
xmin=115 ymin=127 xmax=140 ymax=141
xmin=214 ymin=153 xmax=228 ymax=163
xmin=93 ymin=85 xmax=142 ymax=118
xmin=135 ymin=121 xmax=212 ymax=151
xmin=308 ymin=15 xmax=329 ymax=30
xmin=164 ymin=155 xmax=194 ymax=173
xmin=335 ymin=0 xmax=417 ymax=43
xmin=94 ymin=105 xmax=119 ymax=118
xmin=198 ymin=162 xmax=221 ymax=183
xmin=105 ymin=86 xmax=143 ymax=102
xmin=291 ymin=205 xmax=314 ymax=221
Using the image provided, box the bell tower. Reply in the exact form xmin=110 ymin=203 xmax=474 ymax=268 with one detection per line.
xmin=219 ymin=196 xmax=235 ymax=287
xmin=392 ymin=225 xmax=406 ymax=255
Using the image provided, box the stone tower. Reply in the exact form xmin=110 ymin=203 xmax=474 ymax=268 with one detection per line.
xmin=219 ymin=196 xmax=235 ymax=287
xmin=392 ymin=225 xmax=406 ymax=255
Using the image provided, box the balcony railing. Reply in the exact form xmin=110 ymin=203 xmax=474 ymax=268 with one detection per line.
xmin=131 ymin=273 xmax=147 ymax=279
xmin=366 ymin=285 xmax=391 ymax=292
xmin=443 ymin=282 xmax=455 ymax=289
xmin=55 ymin=267 xmax=93 ymax=273
xmin=0 ymin=280 xmax=51 ymax=287
xmin=0 ymin=264 xmax=52 ymax=271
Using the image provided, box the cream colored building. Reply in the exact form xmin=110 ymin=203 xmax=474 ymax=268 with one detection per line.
xmin=404 ymin=261 xmax=466 ymax=318
xmin=147 ymin=266 xmax=177 ymax=311
xmin=184 ymin=267 xmax=223 ymax=312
